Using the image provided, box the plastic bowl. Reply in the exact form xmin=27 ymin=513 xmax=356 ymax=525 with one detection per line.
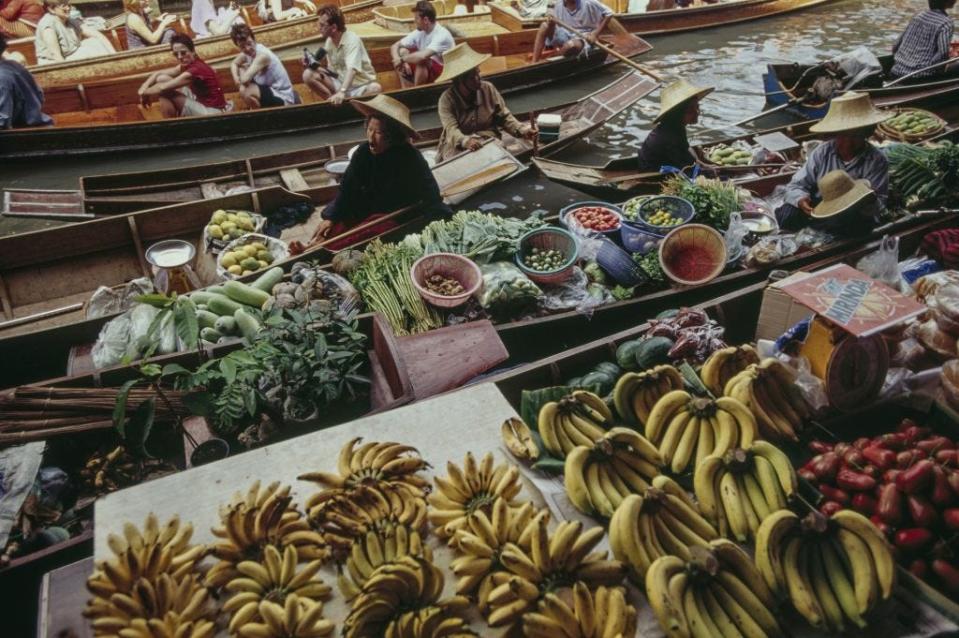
xmin=595 ymin=237 xmax=647 ymax=286
xmin=637 ymin=195 xmax=696 ymax=232
xmin=514 ymin=227 xmax=578 ymax=285
xmin=620 ymin=221 xmax=665 ymax=255
xmin=659 ymin=224 xmax=727 ymax=286
xmin=410 ymin=253 xmax=483 ymax=309
xmin=559 ymin=201 xmax=623 ymax=237
xmin=620 ymin=195 xmax=653 ymax=223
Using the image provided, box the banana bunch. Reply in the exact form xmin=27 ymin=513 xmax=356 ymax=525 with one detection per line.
xmin=609 ymin=476 xmax=719 ymax=582
xmin=612 ymin=364 xmax=684 ymax=426
xmin=724 ymin=359 xmax=810 ymax=441
xmin=565 ymin=427 xmax=664 ymax=517
xmin=523 ymin=583 xmax=638 ymax=638
xmin=207 ymin=481 xmax=327 ymax=589
xmin=428 ymin=452 xmax=524 ymax=540
xmin=501 ymin=417 xmax=540 ymax=462
xmin=644 ymin=391 xmax=757 ymax=475
xmin=343 ymin=556 xmax=474 ymax=638
xmin=699 ymin=344 xmax=760 ymax=397
xmin=234 ymin=594 xmax=335 ymax=638
xmin=338 ymin=522 xmax=432 ymax=599
xmin=385 ymin=606 xmax=477 ymax=638
xmin=486 ymin=517 xmax=627 ymax=628
xmin=693 ymin=441 xmax=798 ymax=542
xmin=85 ymin=572 xmax=215 ymax=638
xmin=646 ymin=539 xmax=783 ymax=638
xmin=755 ymin=509 xmax=895 ymax=632
xmin=537 ymin=391 xmax=613 ymax=459
xmin=298 ymin=437 xmax=431 ymax=499
xmin=223 ymin=544 xmax=331 ymax=635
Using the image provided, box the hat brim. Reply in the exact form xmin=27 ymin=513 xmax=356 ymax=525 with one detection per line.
xmin=809 ymin=110 xmax=891 ymax=134
xmin=654 ymin=86 xmax=714 ymax=123
xmin=351 ymin=99 xmax=418 ymax=139
xmin=435 ymin=51 xmax=491 ymax=84
xmin=811 ymin=179 xmax=875 ymax=218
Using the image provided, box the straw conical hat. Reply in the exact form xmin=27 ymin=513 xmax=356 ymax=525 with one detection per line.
xmin=435 ymin=43 xmax=491 ymax=84
xmin=351 ymin=94 xmax=417 ymax=138
xmin=809 ymin=91 xmax=891 ymax=134
xmin=654 ymin=79 xmax=714 ymax=122
xmin=812 ymin=169 xmax=875 ymax=219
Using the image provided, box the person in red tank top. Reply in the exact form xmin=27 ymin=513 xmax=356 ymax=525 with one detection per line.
xmin=137 ymin=33 xmax=229 ymax=118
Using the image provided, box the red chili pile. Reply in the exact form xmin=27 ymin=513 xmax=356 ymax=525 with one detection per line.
xmin=800 ymin=418 xmax=959 ymax=595
xmin=571 ymin=206 xmax=620 ymax=232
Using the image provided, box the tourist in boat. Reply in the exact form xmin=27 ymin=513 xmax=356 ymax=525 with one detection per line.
xmin=0 ymin=0 xmax=43 ymax=39
xmin=775 ymin=91 xmax=890 ymax=232
xmin=434 ymin=43 xmax=537 ymax=162
xmin=531 ymin=0 xmax=611 ymax=62
xmin=390 ymin=0 xmax=455 ymax=87
xmin=636 ymin=78 xmax=713 ymax=173
xmin=34 ymin=0 xmax=116 ymax=64
xmin=0 ymin=34 xmax=52 ymax=128
xmin=258 ymin=0 xmax=316 ymax=22
xmin=229 ymin=22 xmax=299 ymax=108
xmin=303 ymin=3 xmax=381 ymax=104
xmin=137 ymin=33 xmax=229 ymax=118
xmin=292 ymin=94 xmax=451 ymax=252
xmin=123 ymin=0 xmax=176 ymax=49
xmin=190 ymin=0 xmax=241 ymax=37
xmin=890 ymin=0 xmax=958 ymax=82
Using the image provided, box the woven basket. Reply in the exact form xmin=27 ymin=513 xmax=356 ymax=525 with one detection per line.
xmin=878 ymin=108 xmax=946 ymax=143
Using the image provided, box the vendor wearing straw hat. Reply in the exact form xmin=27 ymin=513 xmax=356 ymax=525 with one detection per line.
xmin=776 ymin=91 xmax=890 ymax=232
xmin=435 ymin=43 xmax=537 ymax=162
xmin=294 ymin=94 xmax=451 ymax=251
xmin=636 ymin=78 xmax=713 ymax=172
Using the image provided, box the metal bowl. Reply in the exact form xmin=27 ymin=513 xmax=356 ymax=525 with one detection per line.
xmin=145 ymin=239 xmax=195 ymax=269
xmin=324 ymin=158 xmax=350 ymax=176
xmin=740 ymin=210 xmax=778 ymax=235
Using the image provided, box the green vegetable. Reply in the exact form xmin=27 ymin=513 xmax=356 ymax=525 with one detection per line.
xmin=635 ymin=336 xmax=674 ymax=369
xmin=610 ymin=285 xmax=634 ymax=301
xmin=661 ymin=174 xmax=743 ymax=230
xmin=403 ymin=210 xmax=547 ymax=264
xmin=214 ymin=316 xmax=237 ymax=335
xmin=189 ymin=291 xmax=216 ymax=306
xmin=616 ymin=340 xmax=644 ymax=371
xmin=633 ymin=251 xmax=666 ymax=284
xmin=196 ymin=309 xmax=219 ymax=330
xmin=233 ymin=308 xmax=261 ymax=342
xmin=250 ymin=267 xmax=285 ymax=294
xmin=207 ymin=294 xmax=245 ymax=317
xmin=583 ymin=261 xmax=606 ymax=285
xmin=224 ymin=280 xmax=271 ymax=308
xmin=200 ymin=327 xmax=223 ymax=342
xmin=888 ymin=141 xmax=959 ymax=209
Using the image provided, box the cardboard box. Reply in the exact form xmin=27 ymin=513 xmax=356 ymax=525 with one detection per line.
xmin=754 ymin=271 xmax=815 ymax=342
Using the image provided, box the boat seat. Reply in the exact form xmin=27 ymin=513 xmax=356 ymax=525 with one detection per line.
xmin=279 ymin=169 xmax=309 ymax=191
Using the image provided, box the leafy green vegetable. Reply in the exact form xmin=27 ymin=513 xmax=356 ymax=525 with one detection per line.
xmin=632 ymin=252 xmax=665 ymax=284
xmin=888 ymin=141 xmax=959 ymax=209
xmin=610 ymin=285 xmax=635 ymax=301
xmin=403 ymin=210 xmax=546 ymax=264
xmin=661 ymin=175 xmax=743 ymax=230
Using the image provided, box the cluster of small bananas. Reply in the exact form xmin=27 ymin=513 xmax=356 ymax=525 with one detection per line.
xmin=233 ymin=594 xmax=335 ymax=638
xmin=564 ymin=427 xmax=664 ymax=518
xmin=522 ymin=583 xmax=638 ymax=638
xmin=501 ymin=417 xmax=540 ymax=462
xmin=646 ymin=540 xmax=784 ymax=638
xmin=644 ymin=390 xmax=758 ymax=475
xmin=612 ymin=364 xmax=684 ymax=425
xmin=537 ymin=391 xmax=613 ymax=458
xmin=428 ymin=451 xmax=523 ymax=540
xmin=298 ymin=437 xmax=430 ymax=498
xmin=699 ymin=344 xmax=760 ymax=397
xmin=756 ymin=509 xmax=895 ymax=632
xmin=338 ymin=523 xmax=431 ymax=599
xmin=725 ymin=358 xmax=811 ymax=441
xmin=693 ymin=441 xmax=798 ymax=542
xmin=609 ymin=475 xmax=719 ymax=581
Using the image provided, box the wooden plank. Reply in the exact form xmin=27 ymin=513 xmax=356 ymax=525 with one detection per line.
xmin=0 ymin=273 xmax=14 ymax=320
xmin=126 ymin=217 xmax=152 ymax=280
xmin=279 ymin=168 xmax=310 ymax=192
xmin=38 ymin=557 xmax=95 ymax=638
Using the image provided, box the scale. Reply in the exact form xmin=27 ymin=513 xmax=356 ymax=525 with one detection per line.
xmin=144 ymin=240 xmax=200 ymax=295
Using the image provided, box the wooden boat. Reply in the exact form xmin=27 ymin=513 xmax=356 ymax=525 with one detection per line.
xmin=0 ymin=30 xmax=651 ymax=159
xmin=0 ymin=72 xmax=656 ymax=339
xmin=763 ymin=55 xmax=959 ymax=120
xmin=3 ymin=71 xmax=654 ymax=218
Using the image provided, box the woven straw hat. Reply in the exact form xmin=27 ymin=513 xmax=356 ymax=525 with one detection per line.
xmin=812 ymin=169 xmax=875 ymax=219
xmin=809 ymin=91 xmax=891 ymax=134
xmin=351 ymin=94 xmax=417 ymax=138
xmin=435 ymin=43 xmax=491 ymax=84
xmin=654 ymin=79 xmax=714 ymax=122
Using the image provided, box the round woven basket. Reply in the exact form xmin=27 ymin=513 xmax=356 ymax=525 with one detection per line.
xmin=878 ymin=108 xmax=946 ymax=142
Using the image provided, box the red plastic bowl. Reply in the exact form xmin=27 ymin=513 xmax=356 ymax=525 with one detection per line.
xmin=410 ymin=253 xmax=483 ymax=308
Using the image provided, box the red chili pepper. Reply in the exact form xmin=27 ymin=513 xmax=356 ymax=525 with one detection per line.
xmin=901 ymin=424 xmax=932 ymax=444
xmin=907 ymin=494 xmax=939 ymax=528
xmin=897 ymin=418 xmax=921 ymax=433
xmin=837 ymin=468 xmax=876 ymax=492
xmin=877 ymin=482 xmax=904 ymax=526
xmin=875 ymin=432 xmax=908 ymax=451
xmin=818 ymin=484 xmax=851 ymax=505
xmin=819 ymin=500 xmax=844 ymax=517
xmin=932 ymin=560 xmax=959 ymax=594
xmin=932 ymin=465 xmax=955 ymax=507
xmin=936 ymin=449 xmax=959 ymax=467
xmin=947 ymin=469 xmax=959 ymax=498
xmin=861 ymin=446 xmax=895 ymax=471
xmin=798 ymin=468 xmax=817 ymax=483
xmin=917 ymin=436 xmax=956 ymax=455
xmin=883 ymin=468 xmax=903 ymax=484
xmin=944 ymin=508 xmax=959 ymax=531
xmin=851 ymin=493 xmax=877 ymax=516
xmin=852 ymin=437 xmax=872 ymax=450
xmin=843 ymin=448 xmax=867 ymax=468
xmin=909 ymin=558 xmax=930 ymax=580
xmin=895 ymin=528 xmax=934 ymax=552
xmin=809 ymin=452 xmax=842 ymax=482
xmin=897 ymin=459 xmax=935 ymax=495
xmin=860 ymin=464 xmax=879 ymax=478
xmin=833 ymin=442 xmax=853 ymax=457
xmin=897 ymin=450 xmax=923 ymax=469
xmin=808 ymin=440 xmax=833 ymax=455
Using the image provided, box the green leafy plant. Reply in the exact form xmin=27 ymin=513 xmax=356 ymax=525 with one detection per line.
xmin=888 ymin=141 xmax=959 ymax=209
xmin=632 ymin=252 xmax=665 ymax=284
xmin=661 ymin=174 xmax=742 ymax=230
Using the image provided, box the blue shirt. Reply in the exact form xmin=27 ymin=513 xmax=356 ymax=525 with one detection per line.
xmin=0 ymin=60 xmax=53 ymax=130
xmin=891 ymin=9 xmax=954 ymax=79
xmin=554 ymin=0 xmax=611 ymax=33
xmin=783 ymin=139 xmax=888 ymax=212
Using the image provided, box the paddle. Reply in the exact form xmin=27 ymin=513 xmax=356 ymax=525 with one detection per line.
xmin=886 ymin=57 xmax=958 ymax=87
xmin=548 ymin=17 xmax=662 ymax=82
xmin=695 ymin=93 xmax=809 ymax=136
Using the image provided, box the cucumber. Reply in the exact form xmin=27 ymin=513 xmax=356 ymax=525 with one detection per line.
xmin=200 ymin=327 xmax=223 ymax=342
xmin=251 ymin=267 xmax=285 ymax=293
xmin=196 ymin=309 xmax=219 ymax=330
xmin=214 ymin=316 xmax=237 ymax=335
xmin=224 ymin=280 xmax=271 ymax=308
xmin=189 ymin=291 xmax=216 ymax=306
xmin=234 ymin=308 xmax=262 ymax=342
xmin=207 ymin=293 xmax=245 ymax=317
xmin=207 ymin=285 xmax=227 ymax=295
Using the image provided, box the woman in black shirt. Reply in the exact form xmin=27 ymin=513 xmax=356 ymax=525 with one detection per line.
xmin=636 ymin=79 xmax=713 ymax=173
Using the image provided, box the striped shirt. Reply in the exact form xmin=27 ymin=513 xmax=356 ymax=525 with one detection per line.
xmin=554 ymin=0 xmax=611 ymax=34
xmin=783 ymin=139 xmax=888 ymax=211
xmin=891 ymin=9 xmax=954 ymax=79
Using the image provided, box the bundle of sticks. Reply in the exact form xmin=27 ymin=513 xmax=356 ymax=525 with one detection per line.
xmin=0 ymin=385 xmax=189 ymax=446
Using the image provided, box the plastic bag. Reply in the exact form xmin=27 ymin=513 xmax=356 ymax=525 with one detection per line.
xmin=269 ymin=262 xmax=362 ymax=320
xmin=745 ymin=234 xmax=799 ymax=268
xmin=85 ymin=277 xmax=154 ymax=320
xmin=777 ymin=353 xmax=829 ymax=411
xmin=724 ymin=212 xmax=748 ymax=262
xmin=540 ymin=267 xmax=611 ymax=314
xmin=856 ymin=235 xmax=902 ymax=289
xmin=478 ymin=262 xmax=542 ymax=315
xmin=216 ymin=233 xmax=289 ymax=280
xmin=92 ymin=311 xmax=134 ymax=369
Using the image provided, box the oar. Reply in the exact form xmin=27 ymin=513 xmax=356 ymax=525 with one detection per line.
xmin=886 ymin=57 xmax=958 ymax=87
xmin=549 ymin=17 xmax=662 ymax=82
xmin=696 ymin=94 xmax=808 ymax=136
xmin=311 ymin=203 xmax=419 ymax=250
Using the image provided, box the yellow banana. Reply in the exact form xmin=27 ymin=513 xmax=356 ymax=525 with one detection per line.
xmin=645 ymin=390 xmax=691 ymax=443
xmin=832 ymin=510 xmax=896 ymax=601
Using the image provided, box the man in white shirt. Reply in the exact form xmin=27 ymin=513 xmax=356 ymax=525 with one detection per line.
xmin=532 ymin=0 xmax=611 ymax=62
xmin=303 ymin=4 xmax=381 ymax=104
xmin=390 ymin=0 xmax=454 ymax=86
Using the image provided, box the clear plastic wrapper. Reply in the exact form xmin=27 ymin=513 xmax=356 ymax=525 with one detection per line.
xmin=539 ymin=267 xmax=612 ymax=314
xmin=478 ymin=262 xmax=542 ymax=315
xmin=92 ymin=311 xmax=134 ymax=369
xmin=724 ymin=212 xmax=748 ymax=261
xmin=856 ymin=235 xmax=902 ymax=289
xmin=85 ymin=277 xmax=154 ymax=320
xmin=779 ymin=353 xmax=829 ymax=411
xmin=268 ymin=262 xmax=362 ymax=320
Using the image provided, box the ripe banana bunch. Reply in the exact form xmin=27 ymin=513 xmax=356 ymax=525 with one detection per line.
xmin=700 ymin=344 xmax=760 ymax=397
xmin=428 ymin=451 xmax=524 ymax=540
xmin=693 ymin=441 xmax=798 ymax=542
xmin=298 ymin=437 xmax=431 ymax=500
xmin=383 ymin=607 xmax=478 ymax=638
xmin=724 ymin=359 xmax=811 ymax=441
xmin=644 ymin=390 xmax=757 ymax=475
xmin=486 ymin=517 xmax=627 ymax=629
xmin=337 ymin=522 xmax=432 ymax=600
xmin=646 ymin=539 xmax=783 ymax=638
xmin=85 ymin=572 xmax=215 ymax=638
xmin=207 ymin=481 xmax=327 ymax=589
xmin=522 ymin=583 xmax=637 ymax=638
xmin=755 ymin=509 xmax=895 ymax=632
xmin=537 ymin=391 xmax=613 ymax=459
xmin=564 ymin=427 xmax=664 ymax=518
xmin=234 ymin=594 xmax=335 ymax=638
xmin=612 ymin=364 xmax=684 ymax=426
xmin=343 ymin=556 xmax=473 ymax=638
xmin=223 ymin=544 xmax=331 ymax=635
xmin=609 ymin=475 xmax=719 ymax=582
xmin=501 ymin=417 xmax=540 ymax=462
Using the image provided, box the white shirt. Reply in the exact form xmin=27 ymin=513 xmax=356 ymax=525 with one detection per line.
xmin=325 ymin=30 xmax=377 ymax=86
xmin=241 ymin=43 xmax=297 ymax=104
xmin=398 ymin=24 xmax=455 ymax=64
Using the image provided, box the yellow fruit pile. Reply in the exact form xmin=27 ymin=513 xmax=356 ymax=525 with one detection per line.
xmin=220 ymin=241 xmax=276 ymax=277
xmin=207 ymin=209 xmax=256 ymax=242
